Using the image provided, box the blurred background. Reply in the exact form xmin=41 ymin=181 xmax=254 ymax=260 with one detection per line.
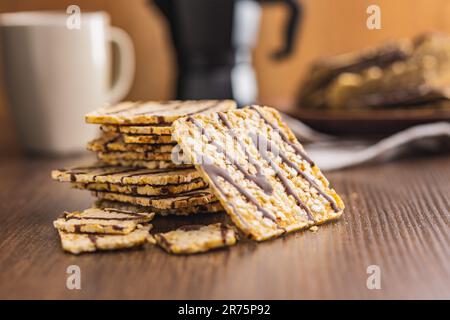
xmin=1 ymin=0 xmax=450 ymax=155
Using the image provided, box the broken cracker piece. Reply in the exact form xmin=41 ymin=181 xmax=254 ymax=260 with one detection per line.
xmin=154 ymin=223 xmax=237 ymax=254
xmin=57 ymin=224 xmax=152 ymax=254
xmin=53 ymin=207 xmax=154 ymax=235
xmin=147 ymin=234 xmax=157 ymax=245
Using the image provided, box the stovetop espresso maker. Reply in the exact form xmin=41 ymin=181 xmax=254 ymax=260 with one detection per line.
xmin=152 ymin=0 xmax=302 ymax=105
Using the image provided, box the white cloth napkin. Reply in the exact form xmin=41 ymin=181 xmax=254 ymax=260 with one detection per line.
xmin=282 ymin=113 xmax=450 ymax=171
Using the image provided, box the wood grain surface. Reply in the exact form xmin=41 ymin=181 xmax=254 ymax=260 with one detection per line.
xmin=0 ymin=154 xmax=449 ymax=299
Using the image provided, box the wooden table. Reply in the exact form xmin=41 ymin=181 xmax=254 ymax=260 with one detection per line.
xmin=0 ymin=154 xmax=449 ymax=299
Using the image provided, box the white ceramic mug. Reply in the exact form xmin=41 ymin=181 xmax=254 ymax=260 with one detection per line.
xmin=0 ymin=11 xmax=135 ymax=154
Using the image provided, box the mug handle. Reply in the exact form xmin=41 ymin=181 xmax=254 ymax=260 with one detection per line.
xmin=106 ymin=26 xmax=135 ymax=103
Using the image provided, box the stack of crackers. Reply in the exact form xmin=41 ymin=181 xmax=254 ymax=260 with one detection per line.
xmin=51 ymin=101 xmax=345 ymax=255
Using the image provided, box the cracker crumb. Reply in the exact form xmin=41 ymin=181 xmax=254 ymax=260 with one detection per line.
xmin=309 ymin=226 xmax=319 ymax=233
xmin=147 ymin=234 xmax=157 ymax=245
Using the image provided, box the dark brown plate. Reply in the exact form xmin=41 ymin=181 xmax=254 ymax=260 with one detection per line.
xmin=284 ymin=107 xmax=450 ymax=136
